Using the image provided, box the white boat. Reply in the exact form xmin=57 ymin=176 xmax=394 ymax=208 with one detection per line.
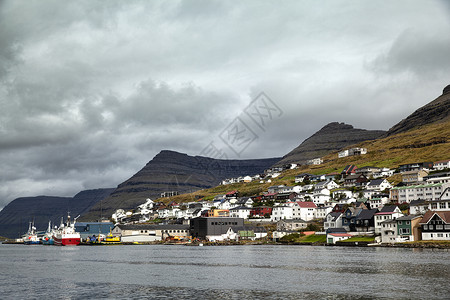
xmin=24 ymin=221 xmax=40 ymax=245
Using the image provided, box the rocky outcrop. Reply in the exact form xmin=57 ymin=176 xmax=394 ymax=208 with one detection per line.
xmin=386 ymin=86 xmax=450 ymax=136
xmin=80 ymin=151 xmax=280 ymax=220
xmin=0 ymin=188 xmax=114 ymax=238
xmin=275 ymin=122 xmax=386 ymax=166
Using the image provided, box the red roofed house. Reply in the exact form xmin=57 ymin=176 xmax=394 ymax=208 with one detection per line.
xmin=225 ymin=190 xmax=239 ymax=198
xmin=420 ymin=210 xmax=450 ymax=240
xmin=293 ymin=201 xmax=317 ymax=221
xmin=327 ymin=232 xmax=352 ymax=244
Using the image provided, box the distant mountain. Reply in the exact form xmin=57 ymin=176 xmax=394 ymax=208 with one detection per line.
xmin=275 ymin=122 xmax=386 ymax=166
xmin=0 ymin=188 xmax=114 ymax=238
xmin=80 ymin=150 xmax=280 ymax=221
xmin=386 ymin=85 xmax=450 ymax=136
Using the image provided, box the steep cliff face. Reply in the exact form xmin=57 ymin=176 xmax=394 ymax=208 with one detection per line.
xmin=386 ymin=86 xmax=450 ymax=136
xmin=80 ymin=151 xmax=280 ymax=220
xmin=276 ymin=122 xmax=386 ymax=166
xmin=0 ymin=188 xmax=114 ymax=238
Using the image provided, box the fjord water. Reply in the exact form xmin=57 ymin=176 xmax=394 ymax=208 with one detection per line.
xmin=1 ymin=244 xmax=449 ymax=299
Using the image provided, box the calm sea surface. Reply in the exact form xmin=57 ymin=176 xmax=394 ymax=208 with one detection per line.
xmin=0 ymin=244 xmax=449 ymax=299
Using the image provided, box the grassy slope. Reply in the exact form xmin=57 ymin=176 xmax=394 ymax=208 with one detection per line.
xmin=157 ymin=120 xmax=450 ymax=204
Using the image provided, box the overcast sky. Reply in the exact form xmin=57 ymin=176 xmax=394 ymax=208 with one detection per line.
xmin=1 ymin=0 xmax=449 ymax=210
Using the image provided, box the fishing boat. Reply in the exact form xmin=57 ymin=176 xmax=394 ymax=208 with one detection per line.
xmin=103 ymin=229 xmax=121 ymax=244
xmin=42 ymin=220 xmax=54 ymax=245
xmin=23 ymin=221 xmax=40 ymax=245
xmin=53 ymin=215 xmax=81 ymax=246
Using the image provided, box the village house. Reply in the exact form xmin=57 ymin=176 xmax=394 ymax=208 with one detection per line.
xmin=324 ymin=212 xmax=343 ymax=232
xmin=372 ymin=168 xmax=394 ymax=178
xmin=366 ymin=196 xmax=390 ymax=210
xmin=312 ymin=188 xmax=331 ymax=205
xmin=229 ymin=206 xmax=251 ymax=219
xmin=409 ymin=200 xmax=428 ymax=215
xmin=402 ymin=170 xmax=429 ymax=184
xmin=374 ymin=206 xmax=403 ymax=234
xmin=295 ymin=173 xmax=314 ymax=183
xmin=277 ymin=219 xmax=308 ymax=231
xmin=355 ymin=166 xmax=381 ymax=178
xmin=327 ymin=232 xmax=352 ymax=244
xmin=250 ymin=206 xmax=272 ymax=218
xmin=399 ymin=162 xmax=433 ymax=173
xmin=315 ymin=206 xmax=333 ymax=219
xmin=433 ymin=160 xmax=450 ymax=170
xmin=271 ymin=204 xmax=295 ymax=222
xmin=391 ymin=183 xmax=448 ymax=203
xmin=425 ymin=172 xmax=450 ymax=184
xmin=207 ymin=209 xmax=230 ymax=217
xmin=113 ymin=224 xmax=190 ymax=243
xmin=292 ymin=201 xmax=317 ymax=221
xmin=341 ymin=165 xmax=358 ymax=176
xmin=338 ymin=147 xmax=367 ymax=158
xmin=366 ymin=179 xmax=393 ymax=191
xmin=307 ymin=157 xmax=323 ymax=165
xmin=314 ymin=180 xmax=340 ymax=191
xmin=419 ymin=211 xmax=450 ymax=241
xmin=190 ymin=217 xmax=243 ymax=241
xmin=396 ymin=215 xmax=422 ymax=242
xmin=380 ymin=219 xmax=397 ymax=244
xmin=344 ymin=174 xmax=368 ymax=187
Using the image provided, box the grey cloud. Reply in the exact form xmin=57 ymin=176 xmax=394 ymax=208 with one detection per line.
xmin=371 ymin=29 xmax=450 ymax=77
xmin=1 ymin=0 xmax=450 ymax=210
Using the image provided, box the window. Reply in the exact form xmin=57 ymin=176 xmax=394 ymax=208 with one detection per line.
xmin=406 ymin=221 xmax=410 ymax=225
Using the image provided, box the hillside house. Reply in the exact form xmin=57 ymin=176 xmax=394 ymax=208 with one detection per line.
xmin=307 ymin=158 xmax=323 ymax=165
xmin=419 ymin=211 xmax=450 ymax=241
xmin=433 ymin=160 xmax=450 ymax=170
xmin=293 ymin=201 xmax=317 ymax=221
xmin=399 ymin=162 xmax=433 ymax=173
xmin=366 ymin=179 xmax=393 ymax=191
xmin=324 ymin=212 xmax=343 ymax=232
xmin=374 ymin=206 xmax=403 ymax=234
xmin=277 ymin=219 xmax=308 ymax=231
xmin=250 ymin=206 xmax=272 ymax=218
xmin=344 ymin=174 xmax=368 ymax=187
xmin=295 ymin=173 xmax=313 ymax=183
xmin=355 ymin=166 xmax=381 ymax=178
xmin=229 ymin=206 xmax=251 ymax=219
xmin=341 ymin=165 xmax=358 ymax=176
xmin=402 ymin=170 xmax=429 ymax=184
xmin=271 ymin=205 xmax=294 ymax=222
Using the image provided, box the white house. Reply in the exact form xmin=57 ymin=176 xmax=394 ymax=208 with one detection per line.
xmin=307 ymin=158 xmax=323 ymax=165
xmin=324 ymin=212 xmax=343 ymax=231
xmin=315 ymin=206 xmax=333 ymax=219
xmin=292 ymin=202 xmax=317 ymax=221
xmin=327 ymin=233 xmax=352 ymax=244
xmin=374 ymin=207 xmax=403 ymax=234
xmin=312 ymin=188 xmax=331 ymax=205
xmin=271 ymin=205 xmax=294 ymax=222
xmin=380 ymin=219 xmax=397 ymax=244
xmin=366 ymin=179 xmax=392 ymax=191
xmin=229 ymin=206 xmax=251 ymax=219
xmin=391 ymin=183 xmax=449 ymax=203
xmin=434 ymin=160 xmax=450 ymax=170
xmin=314 ymin=180 xmax=340 ymax=191
xmin=367 ymin=196 xmax=390 ymax=210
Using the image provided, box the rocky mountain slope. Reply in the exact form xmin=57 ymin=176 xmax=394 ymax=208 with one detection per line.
xmin=0 ymin=188 xmax=114 ymax=238
xmin=80 ymin=151 xmax=280 ymax=220
xmin=275 ymin=122 xmax=386 ymax=166
xmin=386 ymin=85 xmax=450 ymax=136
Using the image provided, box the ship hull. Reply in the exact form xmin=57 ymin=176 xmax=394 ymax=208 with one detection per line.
xmin=53 ymin=235 xmax=81 ymax=246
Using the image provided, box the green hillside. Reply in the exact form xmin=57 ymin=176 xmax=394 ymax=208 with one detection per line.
xmin=159 ymin=120 xmax=450 ymax=204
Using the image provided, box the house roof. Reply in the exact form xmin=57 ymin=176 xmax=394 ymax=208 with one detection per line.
xmin=329 ymin=233 xmax=352 ymax=237
xmin=368 ymin=179 xmax=385 ymax=186
xmin=420 ymin=211 xmax=450 ymax=224
xmin=409 ymin=200 xmax=427 ymax=206
xmin=226 ymin=190 xmax=238 ymax=195
xmin=380 ymin=205 xmax=398 ymax=213
xmin=396 ymin=215 xmax=421 ymax=221
xmin=296 ymin=201 xmax=317 ymax=208
xmin=357 ymin=209 xmax=378 ymax=220
xmin=327 ymin=227 xmax=347 ymax=233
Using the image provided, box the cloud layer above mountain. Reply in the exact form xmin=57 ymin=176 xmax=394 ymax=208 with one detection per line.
xmin=1 ymin=0 xmax=449 ymax=209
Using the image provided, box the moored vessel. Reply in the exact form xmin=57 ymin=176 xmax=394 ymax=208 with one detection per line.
xmin=23 ymin=221 xmax=40 ymax=245
xmin=53 ymin=215 xmax=81 ymax=246
xmin=42 ymin=220 xmax=55 ymax=245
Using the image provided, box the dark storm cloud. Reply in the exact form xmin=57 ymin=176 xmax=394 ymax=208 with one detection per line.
xmin=1 ymin=0 xmax=449 ymax=210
